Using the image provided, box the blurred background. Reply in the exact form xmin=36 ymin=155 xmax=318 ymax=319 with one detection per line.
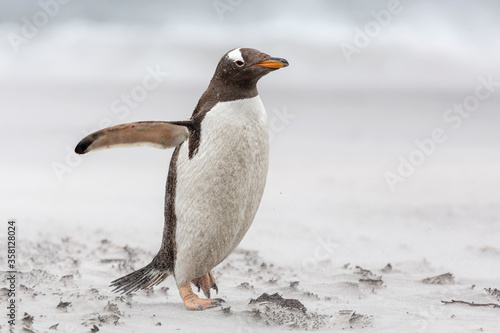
xmin=0 ymin=0 xmax=499 ymax=272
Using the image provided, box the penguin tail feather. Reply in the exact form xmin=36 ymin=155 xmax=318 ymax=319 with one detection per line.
xmin=110 ymin=261 xmax=170 ymax=294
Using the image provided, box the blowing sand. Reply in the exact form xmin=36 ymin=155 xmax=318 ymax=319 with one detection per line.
xmin=1 ymin=14 xmax=500 ymax=329
xmin=3 ymin=222 xmax=500 ymax=333
xmin=2 ymin=78 xmax=500 ymax=332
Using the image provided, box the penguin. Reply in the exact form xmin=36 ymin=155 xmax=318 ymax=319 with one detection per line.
xmin=75 ymin=48 xmax=288 ymax=310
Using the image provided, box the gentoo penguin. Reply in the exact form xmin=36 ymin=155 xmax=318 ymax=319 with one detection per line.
xmin=75 ymin=48 xmax=288 ymax=310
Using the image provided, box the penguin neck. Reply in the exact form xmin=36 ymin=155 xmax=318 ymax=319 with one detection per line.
xmin=207 ymin=75 xmax=259 ymax=102
xmin=190 ymin=76 xmax=260 ymax=127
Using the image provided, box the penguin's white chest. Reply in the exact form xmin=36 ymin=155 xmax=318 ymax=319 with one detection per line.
xmin=174 ymin=96 xmax=269 ymax=285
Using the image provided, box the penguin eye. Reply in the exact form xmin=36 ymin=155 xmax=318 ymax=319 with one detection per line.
xmin=235 ymin=60 xmax=244 ymax=67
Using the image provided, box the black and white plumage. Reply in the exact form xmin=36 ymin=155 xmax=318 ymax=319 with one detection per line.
xmin=75 ymin=48 xmax=288 ymax=310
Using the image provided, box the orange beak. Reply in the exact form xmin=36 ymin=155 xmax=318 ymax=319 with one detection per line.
xmin=255 ymin=57 xmax=289 ymax=69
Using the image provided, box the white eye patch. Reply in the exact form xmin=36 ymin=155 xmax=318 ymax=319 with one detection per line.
xmin=227 ymin=48 xmax=244 ymax=62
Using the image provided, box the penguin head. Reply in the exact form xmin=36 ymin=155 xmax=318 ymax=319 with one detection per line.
xmin=213 ymin=48 xmax=288 ymax=87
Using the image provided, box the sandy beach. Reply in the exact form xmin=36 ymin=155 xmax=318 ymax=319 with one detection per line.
xmin=1 ymin=1 xmax=500 ymax=332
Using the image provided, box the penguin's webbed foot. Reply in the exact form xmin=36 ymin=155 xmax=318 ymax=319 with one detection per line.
xmin=179 ymin=283 xmax=224 ymax=311
xmin=191 ymin=271 xmax=218 ymax=298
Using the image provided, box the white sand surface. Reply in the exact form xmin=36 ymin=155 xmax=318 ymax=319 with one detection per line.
xmin=1 ymin=82 xmax=499 ymax=332
xmin=1 ymin=2 xmax=500 ymax=332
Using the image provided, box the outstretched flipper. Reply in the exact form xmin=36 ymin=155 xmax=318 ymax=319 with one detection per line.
xmin=75 ymin=121 xmax=192 ymax=155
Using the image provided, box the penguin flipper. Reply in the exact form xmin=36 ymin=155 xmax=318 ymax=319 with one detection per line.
xmin=75 ymin=121 xmax=191 ymax=154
